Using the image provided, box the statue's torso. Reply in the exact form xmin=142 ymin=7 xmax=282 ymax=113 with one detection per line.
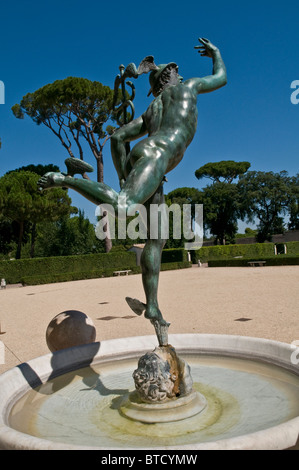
xmin=143 ymin=84 xmax=198 ymax=142
xmin=141 ymin=83 xmax=198 ymax=172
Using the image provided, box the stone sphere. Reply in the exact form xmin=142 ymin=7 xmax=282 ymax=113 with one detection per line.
xmin=46 ymin=310 xmax=96 ymax=352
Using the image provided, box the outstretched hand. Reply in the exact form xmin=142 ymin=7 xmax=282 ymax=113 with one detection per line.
xmin=194 ymin=37 xmax=219 ymax=58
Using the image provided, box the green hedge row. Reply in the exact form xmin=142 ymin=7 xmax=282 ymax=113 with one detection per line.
xmin=193 ymin=241 xmax=299 ymax=263
xmin=160 ymin=260 xmax=191 ymax=272
xmin=21 ymin=261 xmax=192 ymax=286
xmin=208 ymin=256 xmax=299 ymax=267
xmin=284 ymin=241 xmax=299 ymax=256
xmin=21 ymin=267 xmax=141 ymax=286
xmin=0 ymin=248 xmax=190 ymax=285
xmin=0 ymin=252 xmax=137 ymax=284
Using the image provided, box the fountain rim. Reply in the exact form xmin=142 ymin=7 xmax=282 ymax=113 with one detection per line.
xmin=0 ymin=333 xmax=298 ymax=450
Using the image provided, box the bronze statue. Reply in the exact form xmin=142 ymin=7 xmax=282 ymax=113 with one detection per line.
xmin=38 ymin=38 xmax=227 ymax=347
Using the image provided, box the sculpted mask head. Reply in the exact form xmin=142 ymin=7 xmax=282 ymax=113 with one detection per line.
xmin=133 ymin=351 xmax=177 ymax=403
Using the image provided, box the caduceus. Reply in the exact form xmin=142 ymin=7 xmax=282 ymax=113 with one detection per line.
xmin=112 ymin=56 xmax=160 ymax=194
xmin=112 ymin=56 xmax=159 ymax=145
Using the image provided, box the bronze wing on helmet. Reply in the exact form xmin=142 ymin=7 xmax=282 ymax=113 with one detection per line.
xmin=137 ymin=56 xmax=159 ymax=75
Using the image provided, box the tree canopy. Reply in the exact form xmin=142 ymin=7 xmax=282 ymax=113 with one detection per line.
xmin=12 ymin=76 xmax=118 ymax=252
xmin=34 ymin=210 xmax=105 ymax=258
xmin=165 ymin=187 xmax=202 ymax=248
xmin=199 ymin=182 xmax=241 ymax=245
xmin=6 ymin=163 xmax=60 ymax=176
xmin=12 ymin=76 xmax=116 ymax=181
xmin=195 ymin=160 xmax=251 ymax=184
xmin=287 ymin=174 xmax=299 ymax=230
xmin=237 ymin=170 xmax=292 ymax=242
xmin=193 ymin=160 xmax=251 ymax=243
xmin=0 ymin=170 xmax=74 ymax=258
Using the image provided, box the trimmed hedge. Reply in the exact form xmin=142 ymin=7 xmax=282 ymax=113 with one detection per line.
xmin=160 ymin=260 xmax=191 ymax=272
xmin=285 ymin=241 xmax=299 ymax=256
xmin=0 ymin=252 xmax=137 ymax=285
xmin=193 ymin=241 xmax=299 ymax=264
xmin=21 ymin=261 xmax=192 ymax=286
xmin=208 ymin=256 xmax=299 ymax=267
xmin=193 ymin=243 xmax=275 ymax=263
xmin=21 ymin=267 xmax=141 ymax=286
xmin=0 ymin=248 xmax=191 ymax=286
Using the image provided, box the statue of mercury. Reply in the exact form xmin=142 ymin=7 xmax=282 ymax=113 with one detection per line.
xmin=38 ymin=38 xmax=227 ymax=345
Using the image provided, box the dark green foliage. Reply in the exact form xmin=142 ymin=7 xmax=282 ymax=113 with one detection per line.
xmin=34 ymin=211 xmax=105 ymax=257
xmin=237 ymin=171 xmax=291 ymax=242
xmin=193 ymin=243 xmax=275 ymax=263
xmin=0 ymin=248 xmax=190 ymax=285
xmin=12 ymin=77 xmax=116 ymax=170
xmin=198 ymin=182 xmax=240 ymax=245
xmin=194 ymin=161 xmax=251 ymax=244
xmin=0 ymin=252 xmax=136 ymax=284
xmin=283 ymin=241 xmax=299 ymax=255
xmin=161 ymin=248 xmax=188 ymax=263
xmin=20 ymin=261 xmax=192 ymax=286
xmin=192 ymin=241 xmax=299 ymax=263
xmin=160 ymin=261 xmax=191 ymax=272
xmin=6 ymin=164 xmax=60 ymax=176
xmin=12 ymin=77 xmax=117 ymax=252
xmin=287 ymin=174 xmax=299 ymax=230
xmin=0 ymin=170 xmax=74 ymax=259
xmin=195 ymin=160 xmax=251 ymax=183
xmin=165 ymin=187 xmax=202 ymax=248
xmin=0 ymin=217 xmax=25 ymax=255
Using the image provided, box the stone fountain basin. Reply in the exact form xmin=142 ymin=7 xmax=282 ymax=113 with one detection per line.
xmin=0 ymin=334 xmax=298 ymax=450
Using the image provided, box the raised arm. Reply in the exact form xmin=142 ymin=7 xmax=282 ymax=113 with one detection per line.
xmin=185 ymin=37 xmax=227 ymax=94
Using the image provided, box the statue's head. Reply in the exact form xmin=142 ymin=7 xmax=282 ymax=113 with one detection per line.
xmin=136 ymin=56 xmax=182 ymax=98
xmin=148 ymin=63 xmax=182 ymax=97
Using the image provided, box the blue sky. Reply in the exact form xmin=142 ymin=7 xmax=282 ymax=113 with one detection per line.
xmin=0 ymin=0 xmax=298 ymax=230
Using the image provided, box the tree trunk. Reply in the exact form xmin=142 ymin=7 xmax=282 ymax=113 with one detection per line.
xmin=96 ymin=153 xmax=112 ymax=253
xmin=16 ymin=220 xmax=24 ymax=259
xmin=30 ymin=223 xmax=37 ymax=258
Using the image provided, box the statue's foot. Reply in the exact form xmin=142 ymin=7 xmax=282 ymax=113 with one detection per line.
xmin=125 ymin=298 xmax=170 ymax=346
xmin=144 ymin=306 xmax=169 ymax=327
xmin=37 ymin=172 xmax=67 ymax=190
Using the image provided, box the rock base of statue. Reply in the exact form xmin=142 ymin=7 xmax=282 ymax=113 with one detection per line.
xmin=119 ymin=344 xmax=206 ymax=423
xmin=133 ymin=345 xmax=193 ymax=403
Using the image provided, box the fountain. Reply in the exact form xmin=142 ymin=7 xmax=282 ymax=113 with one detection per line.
xmin=1 ymin=38 xmax=298 ymax=450
xmin=0 ymin=335 xmax=299 ymax=450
